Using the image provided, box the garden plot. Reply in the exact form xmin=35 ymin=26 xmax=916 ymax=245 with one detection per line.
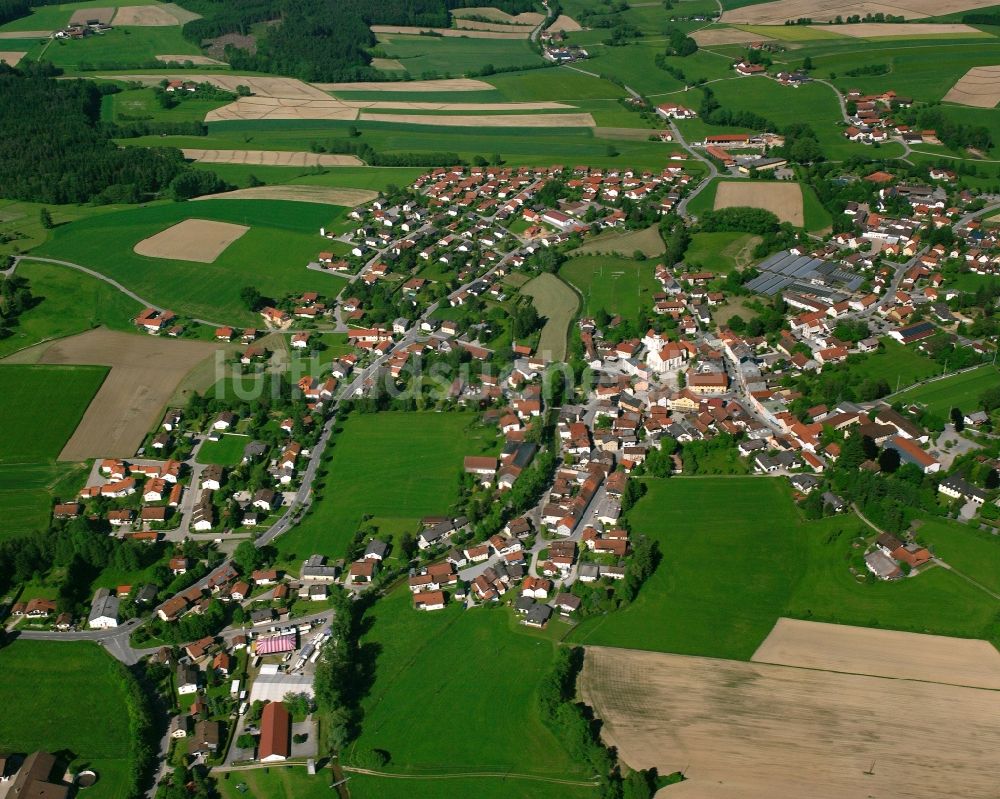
xmin=133 ymin=219 xmax=248 ymax=263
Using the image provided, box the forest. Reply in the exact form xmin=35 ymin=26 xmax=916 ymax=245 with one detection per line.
xmin=0 ymin=66 xmax=224 ymax=204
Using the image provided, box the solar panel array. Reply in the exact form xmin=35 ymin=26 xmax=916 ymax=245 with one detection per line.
xmin=745 ymin=251 xmax=862 ymax=295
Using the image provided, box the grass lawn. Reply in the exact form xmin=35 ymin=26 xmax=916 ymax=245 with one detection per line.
xmin=36 ymin=200 xmax=348 ymax=325
xmin=568 ymin=477 xmax=1000 ymax=659
xmin=0 ymin=640 xmax=135 ymax=799
xmin=273 ymin=412 xmax=500 ymax=567
xmin=347 ymin=588 xmax=593 ymax=782
xmin=0 ymin=259 xmax=142 ymax=359
xmin=519 ymin=273 xmax=578 ymax=362
xmin=378 ymin=33 xmax=543 ymax=76
xmin=559 ymin=254 xmax=657 ymax=324
xmin=683 ymin=231 xmax=761 ymax=272
xmin=0 ymin=365 xmax=107 ymax=462
xmin=892 ymin=365 xmax=1000 ymax=415
xmin=196 ymin=433 xmax=248 ymax=466
xmin=915 ymin=518 xmax=1000 ymax=596
xmin=846 ymin=338 xmax=942 ymax=391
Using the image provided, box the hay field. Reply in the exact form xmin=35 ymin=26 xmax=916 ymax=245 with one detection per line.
xmin=112 ymin=3 xmax=198 ymax=25
xmin=192 ymin=185 xmax=377 ymax=206
xmin=156 ymin=53 xmax=224 ymax=64
xmin=358 ymin=111 xmax=596 ymax=126
xmin=581 ymin=644 xmax=1000 ymax=799
xmin=39 ymin=329 xmax=220 ymax=460
xmin=69 ymin=6 xmax=113 ymax=24
xmin=549 ymin=14 xmax=582 ymax=32
xmin=692 ymin=27 xmax=774 ymax=45
xmin=0 ymin=51 xmax=25 ymax=66
xmin=315 ymin=78 xmax=493 ymax=91
xmin=721 ymin=0 xmax=1000 ymax=23
xmin=944 ymin=65 xmax=1000 ymax=108
xmin=714 ymin=181 xmax=803 ymax=226
xmin=133 ymin=219 xmax=248 ymax=263
xmin=815 ymin=22 xmax=985 ymax=37
xmin=181 ymin=149 xmax=364 ymax=167
xmin=752 ymin=618 xmax=1000 ymax=689
xmin=371 ymin=25 xmax=529 ymax=39
xmin=206 ymin=97 xmax=360 ymax=122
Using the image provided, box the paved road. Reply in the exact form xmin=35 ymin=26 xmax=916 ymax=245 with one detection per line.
xmin=671 ymin=121 xmax=719 ymax=222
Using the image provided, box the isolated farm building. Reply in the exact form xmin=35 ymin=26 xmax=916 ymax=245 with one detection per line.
xmin=259 ymin=701 xmax=291 ymax=762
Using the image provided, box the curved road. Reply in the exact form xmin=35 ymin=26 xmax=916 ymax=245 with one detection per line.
xmin=671 ymin=121 xmax=719 ymax=222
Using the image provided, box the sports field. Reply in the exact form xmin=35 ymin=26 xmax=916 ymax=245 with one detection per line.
xmin=559 ymin=254 xmax=659 ymax=325
xmin=346 ymin=588 xmax=591 ymax=783
xmin=273 ymin=412 xmax=500 ymax=567
xmin=892 ymin=365 xmax=1000 ymax=414
xmin=572 ymin=225 xmax=664 ymax=258
xmin=36 ymin=200 xmax=347 ymax=324
xmin=568 ymin=477 xmax=1000 ymax=659
xmin=0 ymin=640 xmax=135 ymax=799
xmin=0 ymin=364 xmax=107 ymax=462
xmin=519 ymin=273 xmax=579 ymax=362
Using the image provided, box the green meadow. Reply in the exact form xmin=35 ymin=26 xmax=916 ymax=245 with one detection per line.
xmin=274 ymin=412 xmax=500 ymax=568
xmin=378 ymin=33 xmax=542 ymax=76
xmin=893 ymin=365 xmax=1000 ymax=415
xmin=559 ymin=253 xmax=659 ymax=324
xmin=196 ymin=433 xmax=248 ymax=466
xmin=0 ymin=641 xmax=136 ymax=799
xmin=36 ymin=199 xmax=348 ymax=325
xmin=568 ymin=477 xmax=1000 ymax=659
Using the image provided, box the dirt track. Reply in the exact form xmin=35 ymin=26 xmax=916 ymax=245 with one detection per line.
xmin=133 ymin=219 xmax=249 ymax=263
xmin=40 ymin=329 xmax=221 ymax=461
xmin=358 ymin=111 xmax=596 ymax=126
xmin=192 ymin=185 xmax=377 ymax=206
xmin=581 ymin=643 xmax=1000 ymax=799
xmin=721 ymin=0 xmax=998 ymax=23
xmin=715 ymin=181 xmax=803 ymax=226
xmin=182 ymin=149 xmax=363 ymax=167
xmin=944 ymin=65 xmax=1000 ymax=108
xmin=314 ymin=78 xmax=493 ymax=92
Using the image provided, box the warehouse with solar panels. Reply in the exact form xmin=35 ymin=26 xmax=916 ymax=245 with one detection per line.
xmin=745 ymin=251 xmax=864 ymax=298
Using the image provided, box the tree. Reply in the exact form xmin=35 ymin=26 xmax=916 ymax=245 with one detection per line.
xmin=236 ymin=733 xmax=256 ymax=749
xmin=986 ymin=469 xmax=999 ymax=489
xmin=951 ymin=407 xmax=965 ymax=431
xmin=839 ymin=432 xmax=868 ymax=470
xmin=802 ymin=55 xmax=813 ymax=70
xmin=39 ymin=207 xmax=53 ymax=229
xmin=233 ymin=540 xmax=265 ymax=575
xmin=878 ymin=446 xmax=900 ymax=473
xmin=240 ymin=286 xmax=263 ymax=311
xmin=605 ymin=144 xmax=619 ymax=157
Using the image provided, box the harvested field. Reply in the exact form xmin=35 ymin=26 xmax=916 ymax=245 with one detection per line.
xmin=192 ymin=185 xmax=378 ymax=206
xmin=548 ymin=14 xmax=582 ymax=32
xmin=714 ymin=181 xmax=803 ymax=226
xmin=206 ymin=97 xmax=359 ymax=122
xmin=69 ymin=7 xmax=113 ymax=25
xmin=454 ymin=19 xmax=533 ymax=32
xmin=691 ymin=27 xmax=774 ymax=45
xmin=814 ymin=22 xmax=985 ymax=37
xmin=156 ymin=54 xmax=225 ymax=65
xmin=944 ymin=65 xmax=1000 ymax=108
xmin=133 ymin=219 xmax=249 ymax=263
xmin=451 ymin=6 xmax=543 ymax=24
xmin=581 ymin=644 xmax=1000 ymax=799
xmin=314 ymin=78 xmax=493 ymax=92
xmin=721 ymin=0 xmax=1000 ymax=23
xmin=358 ymin=111 xmax=596 ymax=126
xmin=370 ymin=57 xmax=404 ymax=70
xmin=752 ymin=618 xmax=1000 ymax=690
xmin=0 ymin=51 xmax=25 ymax=66
xmin=346 ymin=100 xmax=571 ymax=110
xmin=370 ymin=25 xmax=529 ymax=39
xmin=112 ymin=3 xmax=198 ymax=25
xmin=38 ymin=329 xmax=220 ymax=460
xmin=181 ymin=149 xmax=363 ymax=167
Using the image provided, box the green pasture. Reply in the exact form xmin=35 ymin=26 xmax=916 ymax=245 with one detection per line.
xmin=0 ymin=260 xmax=142 ymax=359
xmin=893 ymin=365 xmax=1000 ymax=415
xmin=273 ymin=412 xmax=500 ymax=567
xmin=559 ymin=253 xmax=658 ymax=324
xmin=347 ymin=589 xmax=591 ymax=781
xmin=378 ymin=33 xmax=542 ymax=76
xmin=845 ymin=338 xmax=942 ymax=391
xmin=104 ymin=87 xmax=226 ymax=124
xmin=684 ymin=231 xmax=761 ymax=272
xmin=36 ymin=199 xmax=348 ymax=325
xmin=0 ymin=641 xmax=135 ymax=799
xmin=568 ymin=477 xmax=1000 ymax=659
xmin=40 ymin=26 xmax=198 ymax=69
xmin=917 ymin=518 xmax=1000 ymax=596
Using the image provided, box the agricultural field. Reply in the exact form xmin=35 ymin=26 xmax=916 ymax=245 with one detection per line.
xmin=581 ymin=639 xmax=1000 ymax=798
xmin=0 ymin=260 xmax=142 ymax=359
xmin=568 ymin=477 xmax=1000 ymax=659
xmin=346 ymin=589 xmax=593 ymax=782
xmin=892 ymin=365 xmax=1000 ymax=415
xmin=684 ymin=231 xmax=761 ymax=272
xmin=376 ymin=33 xmax=542 ymax=76
xmin=519 ymin=273 xmax=579 ymax=361
xmin=273 ymin=412 xmax=500 ymax=567
xmin=33 ymin=328 xmax=220 ymax=460
xmin=559 ymin=254 xmax=659 ymax=324
xmin=915 ymin=518 xmax=1000 ymax=596
xmin=720 ymin=0 xmax=1000 ymax=24
xmin=715 ymin=181 xmax=804 ymax=226
xmin=0 ymin=364 xmax=107 ymax=462
xmin=35 ymin=200 xmax=347 ymax=325
xmin=0 ymin=640 xmax=136 ymax=799
xmin=39 ymin=25 xmax=198 ymax=69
